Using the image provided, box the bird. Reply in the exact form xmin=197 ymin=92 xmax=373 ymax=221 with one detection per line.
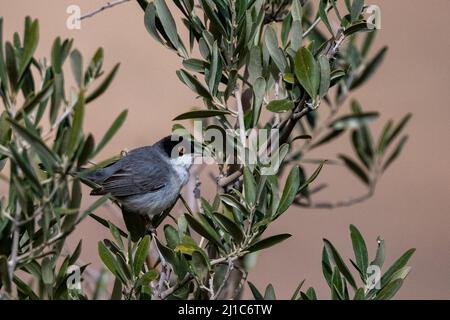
xmin=84 ymin=135 xmax=196 ymax=221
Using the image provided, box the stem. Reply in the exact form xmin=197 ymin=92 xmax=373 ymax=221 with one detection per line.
xmin=295 ymin=191 xmax=374 ymax=209
xmin=211 ymin=258 xmax=234 ymax=300
xmin=235 ymin=86 xmax=247 ymax=149
xmin=7 ymin=211 xmax=21 ymax=292
xmin=160 ymin=275 xmax=193 ymax=299
xmin=79 ymin=0 xmax=131 ymax=21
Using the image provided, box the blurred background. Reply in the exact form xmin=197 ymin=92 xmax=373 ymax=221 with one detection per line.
xmin=1 ymin=0 xmax=449 ymax=299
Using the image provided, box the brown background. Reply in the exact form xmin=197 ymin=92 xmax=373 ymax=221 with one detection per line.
xmin=1 ymin=0 xmax=449 ymax=299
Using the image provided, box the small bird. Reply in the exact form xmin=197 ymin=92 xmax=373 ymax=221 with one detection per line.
xmin=85 ymin=135 xmax=196 ymax=219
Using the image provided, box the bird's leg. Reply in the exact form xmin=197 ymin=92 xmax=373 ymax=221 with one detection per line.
xmin=145 ymin=224 xmax=157 ymax=237
xmin=143 ymin=215 xmax=157 ymax=237
xmin=148 ymin=227 xmax=170 ymax=299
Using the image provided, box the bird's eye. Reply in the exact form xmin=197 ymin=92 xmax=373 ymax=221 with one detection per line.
xmin=178 ymin=146 xmax=185 ymax=156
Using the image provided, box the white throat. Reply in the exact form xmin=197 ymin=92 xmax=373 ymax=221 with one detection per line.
xmin=169 ymin=155 xmax=193 ymax=185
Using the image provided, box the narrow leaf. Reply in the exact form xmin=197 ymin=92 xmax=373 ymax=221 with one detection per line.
xmin=246 ymin=234 xmax=291 ymax=253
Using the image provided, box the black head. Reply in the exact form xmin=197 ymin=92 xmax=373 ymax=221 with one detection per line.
xmin=154 ymin=135 xmax=197 ymax=159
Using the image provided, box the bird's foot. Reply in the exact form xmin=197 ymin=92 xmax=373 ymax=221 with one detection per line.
xmin=146 ymin=225 xmax=157 ymax=238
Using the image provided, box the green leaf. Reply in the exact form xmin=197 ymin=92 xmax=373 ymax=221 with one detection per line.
xmin=190 ymin=251 xmax=209 ymax=282
xmin=298 ymin=161 xmax=325 ymax=193
xmin=98 ymin=241 xmax=127 ymax=284
xmin=330 ymin=112 xmax=379 ymax=130
xmin=306 ymin=287 xmax=317 ymax=300
xmin=351 ymin=47 xmax=388 ymax=90
xmin=213 ymin=212 xmax=244 ymax=244
xmin=14 ymin=276 xmax=39 ymax=299
xmin=93 ymin=109 xmax=127 ymax=157
xmin=9 ymin=145 xmax=43 ymax=197
xmin=338 ymin=154 xmax=370 ymax=186
xmin=349 ymin=225 xmax=368 ymax=280
xmin=70 ymin=49 xmax=83 ymax=88
xmin=77 ymin=134 xmax=95 ymax=166
xmin=164 ymin=224 xmax=180 ymax=249
xmin=41 ymin=257 xmax=54 ymax=285
xmin=86 ymin=63 xmax=120 ymax=103
xmin=134 ymin=235 xmax=150 ymax=276
xmin=252 ymin=77 xmax=266 ymax=125
xmin=8 ymin=119 xmax=58 ymax=168
xmin=266 ymin=99 xmax=295 ymax=113
xmin=69 ymin=240 xmax=83 ymax=266
xmin=291 ymin=0 xmax=303 ymax=21
xmin=207 ymin=41 xmax=221 ymax=95
xmin=377 ymin=120 xmax=394 ymax=154
xmin=264 ymin=284 xmax=276 ymax=300
xmin=0 ymin=18 xmax=9 ymax=92
xmin=248 ymin=47 xmax=262 ymax=85
xmin=17 ymin=79 xmax=54 ymax=119
xmin=199 ymin=0 xmax=228 ymax=37
xmin=184 ymin=214 xmax=224 ymax=250
xmin=67 ymin=92 xmax=85 ymax=157
xmin=220 ymin=194 xmax=249 ymax=216
xmin=154 ymin=0 xmax=180 ymax=49
xmin=382 ymin=136 xmax=408 ymax=172
xmin=173 ymin=109 xmax=230 ymax=120
xmin=78 ymin=194 xmax=111 ymax=224
xmin=51 ymin=37 xmax=62 ymax=74
xmin=182 ymin=58 xmax=207 ymax=72
xmin=354 ymin=287 xmax=365 ymax=300
xmin=351 ymin=0 xmax=365 ymax=21
xmin=323 ymin=238 xmax=358 ymax=290
xmin=381 ymin=248 xmax=415 ymax=287
xmin=319 ymin=0 xmax=334 ymax=35
xmin=310 ymin=129 xmax=345 ymax=149
xmin=246 ymin=234 xmax=291 ymax=253
xmin=318 ymin=55 xmax=331 ymax=97
xmin=177 ymin=69 xmax=212 ymax=99
xmin=264 ymin=25 xmax=286 ymax=72
xmin=331 ymin=266 xmax=345 ymax=300
xmin=5 ymin=42 xmax=18 ymax=91
xmin=375 ymin=279 xmax=404 ymax=300
xmin=19 ymin=18 xmax=39 ymax=79
xmin=136 ymin=270 xmax=159 ymax=288
xmin=248 ymin=281 xmax=264 ymax=300
xmin=175 ymin=236 xmax=200 ymax=255
xmin=110 ymin=278 xmax=122 ymax=300
xmin=144 ymin=2 xmax=165 ymax=45
xmin=283 ymin=73 xmax=295 ymax=84
xmin=344 ymin=22 xmax=376 ymax=37
xmin=381 ymin=113 xmax=412 ymax=153
xmin=290 ymin=20 xmax=303 ymax=52
xmin=276 ymin=166 xmax=300 ymax=216
xmin=294 ymin=47 xmax=319 ymax=99
xmin=322 ymin=246 xmax=333 ymax=287
xmin=243 ymin=167 xmax=256 ymax=206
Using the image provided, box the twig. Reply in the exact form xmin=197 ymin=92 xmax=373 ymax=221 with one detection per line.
xmin=295 ymin=191 xmax=374 ymax=209
xmin=233 ymin=267 xmax=248 ymax=299
xmin=79 ymin=0 xmax=131 ymax=21
xmin=160 ymin=274 xmax=193 ymax=299
xmin=151 ymin=235 xmax=169 ymax=299
xmin=234 ymin=86 xmax=247 ymax=149
xmin=211 ymin=258 xmax=234 ymax=300
xmin=7 ymin=212 xmax=21 ymax=290
xmin=217 ymin=169 xmax=243 ymax=188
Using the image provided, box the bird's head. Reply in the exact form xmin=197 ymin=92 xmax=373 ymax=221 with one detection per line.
xmin=155 ymin=135 xmax=202 ymax=169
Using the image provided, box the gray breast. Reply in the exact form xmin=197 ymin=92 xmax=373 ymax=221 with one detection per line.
xmin=122 ymin=164 xmax=185 ymax=217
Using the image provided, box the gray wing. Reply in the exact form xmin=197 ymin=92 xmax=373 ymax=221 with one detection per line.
xmin=87 ymin=147 xmax=169 ymax=197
